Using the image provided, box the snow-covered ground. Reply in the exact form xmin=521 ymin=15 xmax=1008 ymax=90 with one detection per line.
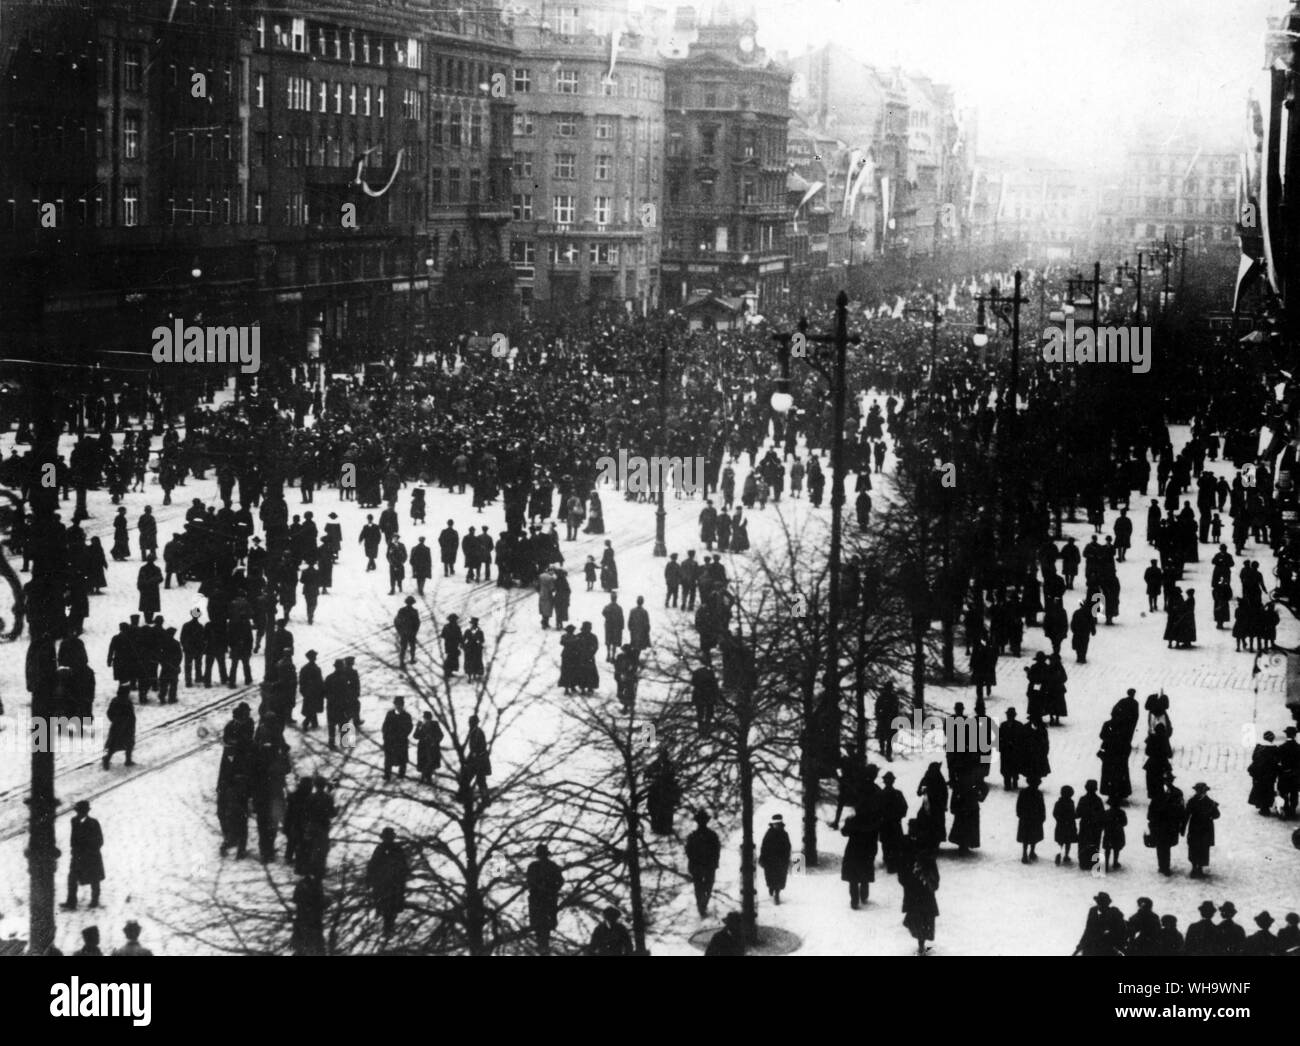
xmin=0 ymin=398 xmax=1297 ymax=955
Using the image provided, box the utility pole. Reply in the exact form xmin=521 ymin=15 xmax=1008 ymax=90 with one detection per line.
xmin=653 ymin=335 xmax=668 ymax=558
xmin=27 ymin=375 xmax=61 ymax=955
xmin=772 ymin=292 xmax=862 ymax=867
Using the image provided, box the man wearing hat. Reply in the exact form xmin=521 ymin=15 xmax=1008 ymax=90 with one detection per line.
xmin=394 ymin=596 xmax=420 ymax=668
xmin=879 ymin=770 xmax=909 ymax=873
xmin=1184 ymin=782 xmax=1219 ymax=878
xmin=1247 ymin=730 xmax=1279 ymax=815
xmin=525 ymin=843 xmax=564 ymax=954
xmin=1126 ymin=897 xmax=1161 ymax=956
xmin=759 ymin=814 xmax=792 ymax=905
xmin=324 ymin=660 xmax=350 ymax=749
xmin=61 ymin=800 xmax=105 ymax=911
xmin=1215 ymin=901 xmax=1245 ymax=956
xmin=366 ymin=828 xmax=408 ymax=937
xmin=299 ymin=650 xmax=324 ymax=730
xmin=1072 ymin=892 xmax=1125 ymax=956
xmin=587 ymin=906 xmax=633 ymax=956
xmin=73 ymin=926 xmax=103 ymax=957
xmin=381 ymin=696 xmax=413 ymax=781
xmin=181 ymin=608 xmax=206 ymax=688
xmin=685 ymin=810 xmax=721 ymax=918
xmin=1184 ymin=900 xmax=1219 ymax=956
xmin=1146 ymin=773 xmax=1185 ymax=876
xmin=1277 ymin=725 xmax=1300 ymax=818
xmin=704 ymin=911 xmax=746 ymax=956
xmin=1244 ymin=911 xmax=1279 ymax=955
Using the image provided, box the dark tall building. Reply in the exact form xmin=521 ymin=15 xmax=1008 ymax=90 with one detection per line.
xmin=661 ymin=15 xmax=792 ymax=312
xmin=0 ymin=0 xmax=517 ymax=390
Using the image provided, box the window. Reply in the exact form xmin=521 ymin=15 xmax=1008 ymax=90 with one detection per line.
xmin=291 ymin=17 xmax=306 ymax=53
xmin=317 ymin=27 xmax=327 ymax=55
xmin=334 ymin=83 xmax=343 ymax=113
xmin=594 ymin=195 xmax=611 ymax=224
xmin=255 ymin=73 xmax=265 ymax=108
xmin=553 ymin=152 xmax=575 ymax=178
xmin=123 ymin=112 xmax=140 ymax=159
xmin=349 ymin=85 xmax=357 ymax=115
xmin=595 ymin=154 xmax=611 ymax=180
xmin=511 ymin=239 xmax=535 ymax=266
xmin=334 ymin=31 xmax=342 ymax=60
xmin=603 ymin=74 xmax=617 ymax=97
xmin=363 ymin=86 xmax=371 ymax=117
xmin=667 ymin=132 xmax=683 ymax=158
xmin=470 ymin=113 xmax=482 ymax=146
xmin=225 ymin=129 xmax=233 ymax=160
xmin=448 ymin=168 xmax=460 ymax=202
xmin=432 ymin=109 xmax=443 ymax=144
xmin=402 ymin=88 xmax=421 ymax=120
xmin=552 ymin=194 xmax=575 ymax=224
xmin=557 ymin=115 xmax=577 ymax=137
xmin=449 ymin=111 xmax=462 ymax=146
xmin=287 ymin=76 xmax=311 ymax=111
xmin=122 ymin=184 xmax=139 ymax=226
xmin=330 ymin=138 xmax=341 ymax=166
xmin=556 ymin=68 xmax=578 ymax=94
xmin=594 ymin=116 xmax=613 ymax=140
xmin=318 ymin=81 xmax=327 ymax=112
xmin=513 ymin=68 xmax=531 ymax=93
xmin=590 ymin=244 xmax=618 ymax=265
xmin=469 ymin=170 xmax=481 ymax=201
xmin=513 ymin=112 xmax=533 ymax=136
xmin=701 ymin=129 xmax=716 ymax=156
xmin=557 ymin=6 xmax=579 ymax=35
xmin=362 ymin=34 xmax=370 ymax=64
xmin=124 ymin=47 xmax=142 ymax=91
xmin=378 ymin=88 xmax=386 ymax=118
xmin=512 ymin=193 xmax=533 ymax=220
xmin=256 ymin=15 xmax=266 ymax=49
xmin=513 ymin=151 xmax=533 ymax=178
xmin=550 ymin=241 xmax=579 ymax=264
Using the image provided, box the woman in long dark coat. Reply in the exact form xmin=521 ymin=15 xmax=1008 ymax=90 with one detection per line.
xmin=1184 ymin=784 xmax=1219 ymax=877
xmin=102 ymin=685 xmax=136 ymax=768
xmin=1142 ymin=723 xmax=1173 ymax=801
xmin=1247 ymin=732 xmax=1278 ymax=814
xmin=414 ymin=712 xmax=443 ymax=784
xmin=87 ymin=537 xmax=108 ymax=593
xmin=1016 ymin=776 xmax=1046 ymax=862
xmin=575 ymin=622 xmax=600 ymax=694
xmin=137 ymin=556 xmax=162 ymax=618
xmin=1175 ymin=589 xmax=1197 ymax=648
xmin=1098 ymin=711 xmax=1132 ymax=800
xmin=440 ymin=615 xmax=462 ymax=674
xmin=758 ymin=816 xmax=793 ymax=904
xmin=558 ymin=626 xmax=581 ymax=694
xmin=900 ymin=836 xmax=940 ymax=954
xmin=462 ymin=618 xmax=485 ymax=679
xmin=948 ymin=774 xmax=982 ymax=853
xmin=1045 ymin=653 xmax=1068 ymax=724
xmin=599 ymin=542 xmax=618 ymax=592
xmin=731 ymin=510 xmax=750 ymax=553
xmin=914 ymin=763 xmax=948 ymax=849
xmin=840 ymin=810 xmax=876 ymax=908
xmin=111 ymin=508 xmax=130 ymax=560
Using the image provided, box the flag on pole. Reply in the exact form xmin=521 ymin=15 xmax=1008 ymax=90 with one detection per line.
xmin=1233 ymin=252 xmax=1264 ymax=313
xmin=797 ymin=181 xmax=825 ymax=213
xmin=607 ymin=28 xmax=622 ymax=80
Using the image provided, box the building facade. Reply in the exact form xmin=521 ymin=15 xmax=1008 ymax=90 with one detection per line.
xmin=0 ymin=0 xmax=516 ymax=383
xmin=661 ymin=15 xmax=792 ymax=311
xmin=508 ymin=0 xmax=664 ymax=316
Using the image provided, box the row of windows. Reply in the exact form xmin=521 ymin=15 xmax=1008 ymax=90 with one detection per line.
xmin=512 ymin=114 xmax=661 ymax=141
xmin=431 ymin=110 xmax=485 ymax=147
xmin=509 ymin=240 xmax=624 ymax=266
xmin=255 ymin=16 xmax=419 ymax=69
xmin=429 ymin=168 xmax=509 ymax=204
xmin=276 ymin=76 xmax=391 ymax=119
xmin=511 ymin=67 xmax=661 ymax=100
xmin=666 ymin=83 xmax=787 ymax=111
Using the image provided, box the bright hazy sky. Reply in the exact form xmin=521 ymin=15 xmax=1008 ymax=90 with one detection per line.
xmin=738 ymin=0 xmax=1286 ymax=168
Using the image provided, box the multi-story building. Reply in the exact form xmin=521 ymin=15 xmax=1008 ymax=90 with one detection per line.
xmin=1098 ymin=136 xmax=1239 ymax=256
xmin=508 ymin=0 xmax=664 ymax=316
xmin=0 ymin=0 xmax=516 ymax=381
xmin=661 ymin=14 xmax=792 ymax=310
xmin=967 ymin=157 xmax=1100 ymax=261
xmin=786 ymin=45 xmax=915 ymax=253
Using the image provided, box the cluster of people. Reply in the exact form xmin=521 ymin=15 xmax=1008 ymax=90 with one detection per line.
xmin=1074 ymin=893 xmax=1300 ymax=956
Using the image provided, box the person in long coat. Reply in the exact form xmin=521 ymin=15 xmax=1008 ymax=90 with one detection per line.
xmin=970 ymin=637 xmax=996 ymax=703
xmin=1052 ymin=784 xmax=1078 ymax=865
xmin=840 ymin=809 xmax=877 ymax=908
xmin=112 ymin=508 xmax=131 ymax=560
xmin=1042 ymin=601 xmax=1068 ymax=655
xmin=759 ymin=814 xmax=793 ymax=904
xmin=1044 ymin=653 xmax=1068 ymax=724
xmin=414 ymin=712 xmax=443 ymax=784
xmin=440 ymin=614 xmax=462 ymax=674
xmin=879 ymin=771 xmax=909 ymax=872
xmin=1070 ymin=599 xmax=1096 ymax=663
xmin=1147 ymin=777 xmax=1185 ymax=875
xmin=61 ymin=801 xmax=104 ymax=910
xmin=948 ymin=772 xmax=982 ymax=853
xmin=1175 ymin=589 xmax=1198 ymax=648
xmin=526 ymin=843 xmax=564 ymax=954
xmin=1016 ymin=776 xmax=1046 ymax=862
xmin=382 ymin=696 xmax=413 ymax=780
xmin=1073 ymin=892 xmax=1126 ymax=956
xmin=537 ymin=568 xmax=556 ymax=628
xmin=1247 ymin=731 xmax=1279 ymax=815
xmin=599 ymin=542 xmax=618 ymax=592
xmin=462 ymin=617 xmax=486 ymax=679
xmin=575 ymin=621 xmax=600 ymax=694
xmin=1102 ymin=795 xmax=1127 ymax=871
xmin=1142 ymin=723 xmax=1172 ymax=801
xmin=999 ymin=708 xmax=1023 ymax=789
xmin=899 ymin=833 xmax=940 ymax=954
xmin=298 ymin=650 xmax=324 ymax=730
xmin=102 ymin=684 xmax=136 ymax=768
xmin=137 ymin=556 xmax=163 ymax=618
xmin=1098 ymin=710 xmax=1132 ymax=801
xmin=914 ymin=763 xmax=948 ymax=850
xmin=366 ymin=828 xmax=408 ymax=936
xmin=1184 ymin=782 xmax=1220 ymax=877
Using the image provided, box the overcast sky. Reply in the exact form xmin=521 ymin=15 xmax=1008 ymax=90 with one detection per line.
xmin=739 ymin=0 xmax=1284 ymax=168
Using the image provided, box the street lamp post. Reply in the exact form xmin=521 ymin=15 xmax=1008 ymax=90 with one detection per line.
xmin=653 ymin=334 xmax=668 ymax=558
xmin=772 ymin=291 xmax=862 ymax=867
xmin=974 ymin=271 xmax=1029 ymax=552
